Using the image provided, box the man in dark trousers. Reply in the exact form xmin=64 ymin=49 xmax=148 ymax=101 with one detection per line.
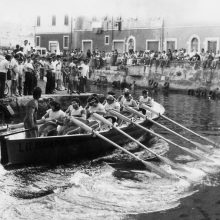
xmin=79 ymin=60 xmax=89 ymax=93
xmin=0 ymin=53 xmax=10 ymax=98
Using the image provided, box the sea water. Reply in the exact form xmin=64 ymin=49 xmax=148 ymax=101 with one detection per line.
xmin=1 ymin=85 xmax=220 ymax=219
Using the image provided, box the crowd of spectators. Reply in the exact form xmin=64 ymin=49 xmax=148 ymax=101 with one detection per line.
xmin=114 ymin=48 xmax=220 ymax=69
xmin=0 ymin=40 xmax=91 ymax=98
xmin=1 ymin=39 xmax=220 ymax=99
xmin=69 ymin=47 xmax=220 ymax=70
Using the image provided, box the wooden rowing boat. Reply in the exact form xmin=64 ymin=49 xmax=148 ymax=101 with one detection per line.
xmin=0 ymin=101 xmax=166 ymax=168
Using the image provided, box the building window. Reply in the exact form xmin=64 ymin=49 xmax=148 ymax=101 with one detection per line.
xmin=146 ymin=40 xmax=159 ymax=51
xmin=82 ymin=40 xmax=93 ymax=52
xmin=164 ymin=38 xmax=177 ymax=52
xmin=36 ymin=36 xmax=40 ymax=47
xmin=105 ymin=35 xmax=109 ymax=45
xmin=63 ymin=36 xmax=69 ymax=48
xmin=113 ymin=40 xmax=125 ymax=53
xmin=52 ymin=15 xmax=56 ymax=26
xmin=37 ymin=16 xmax=41 ymax=26
xmin=64 ymin=15 xmax=69 ymax=26
xmin=166 ymin=41 xmax=175 ymax=51
xmin=207 ymin=41 xmax=217 ymax=54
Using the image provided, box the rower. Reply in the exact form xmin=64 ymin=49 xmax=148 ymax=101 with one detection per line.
xmin=59 ymin=98 xmax=86 ymax=135
xmin=138 ymin=89 xmax=153 ymax=115
xmin=39 ymin=101 xmax=65 ymax=136
xmin=104 ymin=95 xmax=120 ymax=124
xmin=120 ymin=92 xmax=138 ymax=116
xmin=86 ymin=96 xmax=106 ymax=129
xmin=118 ymin=88 xmax=132 ymax=106
xmin=65 ymin=98 xmax=86 ymax=119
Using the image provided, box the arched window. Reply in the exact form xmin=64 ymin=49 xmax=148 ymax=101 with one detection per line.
xmin=191 ymin=37 xmax=199 ymax=52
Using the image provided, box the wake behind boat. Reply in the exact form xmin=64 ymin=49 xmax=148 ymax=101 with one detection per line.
xmin=0 ymin=100 xmax=166 ymax=169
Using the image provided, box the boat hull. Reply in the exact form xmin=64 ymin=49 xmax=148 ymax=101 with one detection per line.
xmin=1 ymin=121 xmax=151 ymax=168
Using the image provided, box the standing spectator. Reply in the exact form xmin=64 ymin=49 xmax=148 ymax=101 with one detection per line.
xmin=51 ymin=56 xmax=57 ymax=92
xmin=86 ymin=49 xmax=91 ymax=60
xmin=79 ymin=60 xmax=89 ymax=93
xmin=0 ymin=53 xmax=10 ymax=98
xmin=69 ymin=58 xmax=78 ymax=93
xmin=166 ymin=49 xmax=173 ymax=67
xmin=17 ymin=58 xmax=24 ymax=96
xmin=45 ymin=57 xmax=54 ymax=94
xmin=10 ymin=54 xmax=19 ymax=97
xmin=13 ymin=45 xmax=20 ymax=54
xmin=61 ymin=58 xmax=69 ymax=90
xmin=23 ymin=56 xmax=34 ymax=95
xmin=23 ymin=40 xmax=31 ymax=56
xmin=200 ymin=48 xmax=206 ymax=62
xmin=112 ymin=49 xmax=118 ymax=66
xmin=56 ymin=55 xmax=63 ymax=90
xmin=39 ymin=57 xmax=46 ymax=80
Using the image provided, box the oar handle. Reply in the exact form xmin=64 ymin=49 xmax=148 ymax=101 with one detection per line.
xmin=0 ymin=128 xmax=32 ymax=138
xmin=70 ymin=118 xmax=93 ymax=133
xmin=141 ymin=104 xmax=160 ymax=116
xmin=108 ymin=110 xmax=131 ymax=123
xmin=93 ymin=113 xmax=113 ymax=127
xmin=124 ymin=106 xmax=146 ymax=118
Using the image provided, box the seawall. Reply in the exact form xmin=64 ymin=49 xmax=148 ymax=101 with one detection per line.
xmin=90 ymin=62 xmax=220 ymax=94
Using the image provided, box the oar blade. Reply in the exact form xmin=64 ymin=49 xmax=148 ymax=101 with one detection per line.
xmin=142 ymin=160 xmax=178 ymax=180
xmin=159 ymin=155 xmax=189 ymax=173
xmin=191 ymin=141 xmax=213 ymax=154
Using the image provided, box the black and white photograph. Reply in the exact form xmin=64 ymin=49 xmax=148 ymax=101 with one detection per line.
xmin=1 ymin=0 xmax=220 ymax=219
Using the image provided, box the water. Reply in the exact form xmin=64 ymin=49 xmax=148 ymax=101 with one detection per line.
xmin=1 ymin=85 xmax=220 ymax=220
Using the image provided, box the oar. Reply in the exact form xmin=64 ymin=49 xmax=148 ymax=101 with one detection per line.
xmin=7 ymin=119 xmax=45 ymax=130
xmin=122 ymin=106 xmax=213 ymax=162
xmin=0 ymin=128 xmax=32 ymax=138
xmin=141 ymin=103 xmax=220 ymax=148
xmin=108 ymin=110 xmax=187 ymax=172
xmin=131 ymin=105 xmax=212 ymax=154
xmin=70 ymin=117 xmax=176 ymax=180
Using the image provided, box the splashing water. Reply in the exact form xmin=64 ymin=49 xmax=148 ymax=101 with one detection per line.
xmin=1 ymin=92 xmax=220 ymax=219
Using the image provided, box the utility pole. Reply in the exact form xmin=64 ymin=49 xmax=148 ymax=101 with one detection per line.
xmin=70 ymin=16 xmax=73 ymax=51
xmin=32 ymin=25 xmax=36 ymax=47
xmin=111 ymin=16 xmax=114 ymax=50
xmin=161 ymin=18 xmax=164 ymax=52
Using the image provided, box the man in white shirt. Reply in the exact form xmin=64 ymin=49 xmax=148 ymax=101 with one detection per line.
xmin=79 ymin=60 xmax=89 ymax=92
xmin=0 ymin=53 xmax=10 ymax=98
xmin=104 ymin=95 xmax=120 ymax=123
xmin=23 ymin=40 xmax=31 ymax=56
xmin=51 ymin=56 xmax=58 ymax=92
xmin=23 ymin=56 xmax=34 ymax=95
xmin=10 ymin=54 xmax=20 ymax=96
